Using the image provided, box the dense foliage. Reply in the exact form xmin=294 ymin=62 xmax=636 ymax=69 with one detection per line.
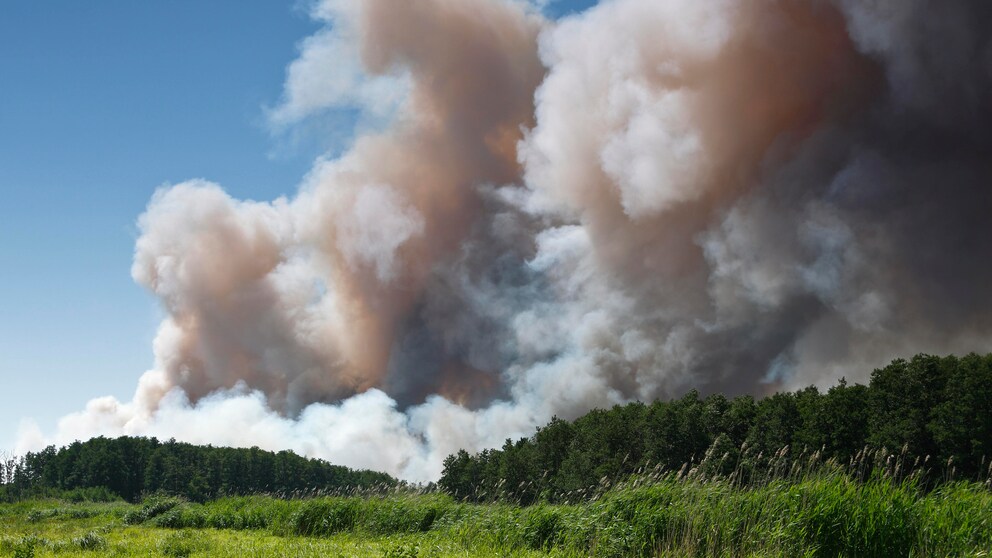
xmin=0 ymin=436 xmax=395 ymax=503
xmin=2 ymin=352 xmax=989 ymax=511
xmin=440 ymin=353 xmax=992 ymax=503
xmin=3 ymin=475 xmax=991 ymax=557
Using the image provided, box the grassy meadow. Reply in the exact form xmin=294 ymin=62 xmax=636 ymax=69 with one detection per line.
xmin=2 ymin=471 xmax=990 ymax=557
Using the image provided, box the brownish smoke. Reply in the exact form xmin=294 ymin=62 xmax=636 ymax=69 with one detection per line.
xmin=307 ymin=0 xmax=545 ymax=400
xmin=27 ymin=0 xmax=992 ymax=481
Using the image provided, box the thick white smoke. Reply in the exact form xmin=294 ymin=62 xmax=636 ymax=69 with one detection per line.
xmin=20 ymin=0 xmax=992 ymax=481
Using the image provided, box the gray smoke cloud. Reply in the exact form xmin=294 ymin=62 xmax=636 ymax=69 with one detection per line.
xmin=19 ymin=0 xmax=992 ymax=481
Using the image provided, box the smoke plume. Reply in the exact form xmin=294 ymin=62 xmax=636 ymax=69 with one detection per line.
xmin=20 ymin=0 xmax=992 ymax=481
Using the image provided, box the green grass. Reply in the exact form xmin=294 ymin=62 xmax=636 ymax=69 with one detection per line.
xmin=1 ymin=474 xmax=989 ymax=557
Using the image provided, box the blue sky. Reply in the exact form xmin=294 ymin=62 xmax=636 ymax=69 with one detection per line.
xmin=0 ymin=1 xmax=598 ymax=452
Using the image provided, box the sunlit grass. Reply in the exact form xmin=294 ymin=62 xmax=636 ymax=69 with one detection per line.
xmin=1 ymin=471 xmax=989 ymax=557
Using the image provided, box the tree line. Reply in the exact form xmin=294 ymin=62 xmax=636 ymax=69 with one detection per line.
xmin=0 ymin=436 xmax=395 ymax=503
xmin=3 ymin=353 xmax=988 ymax=505
xmin=440 ymin=353 xmax=992 ymax=504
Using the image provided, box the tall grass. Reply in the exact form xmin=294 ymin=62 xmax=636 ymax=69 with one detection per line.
xmin=117 ymin=472 xmax=990 ymax=557
xmin=12 ymin=444 xmax=986 ymax=557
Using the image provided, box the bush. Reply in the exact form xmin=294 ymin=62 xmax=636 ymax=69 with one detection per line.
xmin=381 ymin=542 xmax=420 ymax=558
xmin=521 ymin=506 xmax=565 ymax=550
xmin=10 ymin=536 xmax=40 ymax=558
xmin=71 ymin=531 xmax=107 ymax=551
xmin=158 ymin=530 xmax=210 ymax=558
xmin=62 ymin=486 xmax=120 ymax=503
xmin=289 ymin=498 xmax=360 ymax=536
xmin=123 ymin=495 xmax=183 ymax=525
xmin=363 ymin=496 xmax=451 ymax=534
xmin=26 ymin=508 xmax=58 ymax=522
xmin=26 ymin=506 xmax=102 ymax=522
xmin=201 ymin=496 xmax=294 ymax=531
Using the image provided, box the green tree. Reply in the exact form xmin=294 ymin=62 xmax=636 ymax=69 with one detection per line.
xmin=747 ymin=392 xmax=800 ymax=456
xmin=868 ymin=354 xmax=951 ymax=459
xmin=931 ymin=353 xmax=992 ymax=478
xmin=818 ymin=379 xmax=869 ymax=463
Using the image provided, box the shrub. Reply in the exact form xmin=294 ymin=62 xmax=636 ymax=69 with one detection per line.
xmin=123 ymin=495 xmax=183 ymax=525
xmin=289 ymin=498 xmax=361 ymax=536
xmin=521 ymin=506 xmax=565 ymax=550
xmin=381 ymin=542 xmax=420 ymax=558
xmin=363 ymin=495 xmax=452 ymax=534
xmin=71 ymin=531 xmax=107 ymax=551
xmin=62 ymin=486 xmax=120 ymax=503
xmin=158 ymin=530 xmax=210 ymax=558
xmin=10 ymin=536 xmax=40 ymax=558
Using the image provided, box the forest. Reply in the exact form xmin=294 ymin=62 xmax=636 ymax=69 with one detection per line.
xmin=2 ymin=353 xmax=989 ymax=507
xmin=439 ymin=353 xmax=992 ymax=504
xmin=0 ymin=436 xmax=395 ymax=503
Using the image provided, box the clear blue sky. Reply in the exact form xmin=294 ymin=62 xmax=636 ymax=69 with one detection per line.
xmin=0 ymin=0 xmax=598 ymax=453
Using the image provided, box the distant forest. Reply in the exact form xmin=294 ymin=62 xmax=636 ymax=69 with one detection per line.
xmin=0 ymin=437 xmax=395 ymax=503
xmin=2 ymin=353 xmax=990 ymax=505
xmin=440 ymin=353 xmax=992 ymax=504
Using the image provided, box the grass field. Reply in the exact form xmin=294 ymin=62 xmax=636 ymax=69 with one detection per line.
xmin=2 ymin=473 xmax=990 ymax=557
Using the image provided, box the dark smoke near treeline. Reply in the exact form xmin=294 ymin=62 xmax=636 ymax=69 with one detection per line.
xmin=21 ymin=0 xmax=992 ymax=481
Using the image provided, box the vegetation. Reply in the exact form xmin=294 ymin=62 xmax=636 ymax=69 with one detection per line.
xmin=1 ymin=470 xmax=990 ymax=556
xmin=440 ymin=353 xmax=992 ymax=504
xmin=0 ymin=437 xmax=395 ymax=503
xmin=1 ymin=353 xmax=990 ymax=555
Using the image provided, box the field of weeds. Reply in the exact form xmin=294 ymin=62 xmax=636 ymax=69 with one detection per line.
xmin=1 ymin=470 xmax=990 ymax=557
